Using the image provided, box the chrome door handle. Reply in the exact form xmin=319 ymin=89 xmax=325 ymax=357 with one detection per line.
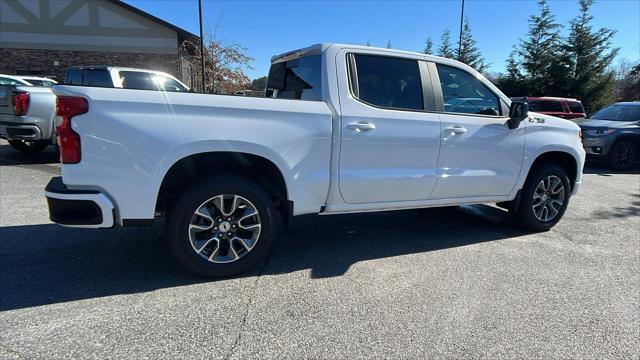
xmin=444 ymin=126 xmax=467 ymax=136
xmin=347 ymin=122 xmax=376 ymax=132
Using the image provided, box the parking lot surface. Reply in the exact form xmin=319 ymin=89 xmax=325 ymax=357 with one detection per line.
xmin=0 ymin=140 xmax=638 ymax=359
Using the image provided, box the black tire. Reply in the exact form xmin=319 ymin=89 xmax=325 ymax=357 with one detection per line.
xmin=8 ymin=139 xmax=49 ymax=154
xmin=608 ymin=140 xmax=637 ymax=171
xmin=167 ymin=174 xmax=279 ymax=277
xmin=512 ymin=163 xmax=571 ymax=231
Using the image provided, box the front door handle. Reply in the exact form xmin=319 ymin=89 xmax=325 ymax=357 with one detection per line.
xmin=347 ymin=122 xmax=376 ymax=132
xmin=444 ymin=126 xmax=467 ymax=136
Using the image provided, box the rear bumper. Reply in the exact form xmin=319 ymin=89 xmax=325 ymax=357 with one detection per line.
xmin=0 ymin=122 xmax=45 ymax=140
xmin=45 ymin=177 xmax=114 ymax=228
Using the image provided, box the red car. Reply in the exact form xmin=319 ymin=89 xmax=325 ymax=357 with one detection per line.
xmin=510 ymin=97 xmax=586 ymax=120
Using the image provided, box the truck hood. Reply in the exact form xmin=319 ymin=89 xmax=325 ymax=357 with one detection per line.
xmin=573 ymin=118 xmax=638 ymax=129
xmin=528 ymin=111 xmax=580 ymax=131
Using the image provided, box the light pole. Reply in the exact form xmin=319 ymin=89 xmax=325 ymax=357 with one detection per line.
xmin=198 ymin=0 xmax=206 ymax=92
xmin=457 ymin=0 xmax=465 ymax=61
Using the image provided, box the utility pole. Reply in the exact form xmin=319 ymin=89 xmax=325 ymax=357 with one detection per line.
xmin=198 ymin=0 xmax=206 ymax=92
xmin=457 ymin=0 xmax=465 ymax=61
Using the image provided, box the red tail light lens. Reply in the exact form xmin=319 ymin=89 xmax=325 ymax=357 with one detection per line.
xmin=12 ymin=91 xmax=29 ymax=116
xmin=56 ymin=96 xmax=88 ymax=164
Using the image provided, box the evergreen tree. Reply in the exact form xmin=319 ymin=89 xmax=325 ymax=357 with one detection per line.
xmin=456 ymin=18 xmax=488 ymax=73
xmin=437 ymin=29 xmax=455 ymax=59
xmin=562 ymin=0 xmax=619 ymax=112
xmin=517 ymin=0 xmax=562 ymax=95
xmin=618 ymin=63 xmax=640 ymax=101
xmin=498 ymin=47 xmax=526 ymax=96
xmin=423 ymin=37 xmax=433 ymax=55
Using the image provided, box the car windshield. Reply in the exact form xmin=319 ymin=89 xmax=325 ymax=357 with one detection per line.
xmin=25 ymin=79 xmax=56 ymax=87
xmin=590 ymin=104 xmax=640 ymax=121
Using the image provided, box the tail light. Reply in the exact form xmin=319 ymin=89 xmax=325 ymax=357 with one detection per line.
xmin=56 ymin=96 xmax=88 ymax=164
xmin=12 ymin=91 xmax=29 ymax=116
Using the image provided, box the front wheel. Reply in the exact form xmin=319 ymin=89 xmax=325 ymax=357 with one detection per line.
xmin=167 ymin=175 xmax=279 ymax=277
xmin=512 ymin=163 xmax=571 ymax=231
xmin=8 ymin=139 xmax=49 ymax=154
xmin=608 ymin=140 xmax=637 ymax=171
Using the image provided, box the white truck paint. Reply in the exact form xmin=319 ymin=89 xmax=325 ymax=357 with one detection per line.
xmin=45 ymin=44 xmax=585 ymax=276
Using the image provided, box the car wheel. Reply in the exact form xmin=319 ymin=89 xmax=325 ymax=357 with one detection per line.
xmin=167 ymin=174 xmax=279 ymax=277
xmin=513 ymin=163 xmax=571 ymax=231
xmin=608 ymin=140 xmax=637 ymax=171
xmin=8 ymin=139 xmax=49 ymax=154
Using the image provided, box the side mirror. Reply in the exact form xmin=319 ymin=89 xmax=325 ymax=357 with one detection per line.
xmin=508 ymin=101 xmax=529 ymax=129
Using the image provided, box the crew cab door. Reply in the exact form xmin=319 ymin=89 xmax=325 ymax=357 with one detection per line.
xmin=430 ymin=63 xmax=524 ymax=199
xmin=336 ymin=50 xmax=441 ymax=203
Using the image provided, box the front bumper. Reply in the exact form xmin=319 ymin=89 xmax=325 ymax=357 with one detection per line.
xmin=45 ymin=177 xmax=115 ymax=228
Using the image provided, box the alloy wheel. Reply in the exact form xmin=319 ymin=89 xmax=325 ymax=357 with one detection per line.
xmin=613 ymin=143 xmax=635 ymax=169
xmin=532 ymin=175 xmax=565 ymax=222
xmin=188 ymin=194 xmax=261 ymax=264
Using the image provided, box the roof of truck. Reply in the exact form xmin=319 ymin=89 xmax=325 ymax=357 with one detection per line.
xmin=270 ymin=43 xmax=457 ymax=65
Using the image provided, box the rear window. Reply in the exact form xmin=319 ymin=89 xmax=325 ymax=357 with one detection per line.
xmin=65 ymin=70 xmax=113 ymax=87
xmin=266 ymin=55 xmax=322 ymax=101
xmin=568 ymin=101 xmax=584 ymax=113
xmin=528 ymin=100 xmax=563 ymax=112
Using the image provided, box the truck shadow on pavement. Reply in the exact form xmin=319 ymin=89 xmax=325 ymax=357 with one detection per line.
xmin=0 ymin=143 xmax=59 ymax=166
xmin=0 ymin=205 xmax=531 ymax=311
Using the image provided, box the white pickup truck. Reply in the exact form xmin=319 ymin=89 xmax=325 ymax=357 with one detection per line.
xmin=45 ymin=44 xmax=585 ymax=277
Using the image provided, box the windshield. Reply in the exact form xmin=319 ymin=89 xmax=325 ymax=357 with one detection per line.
xmin=25 ymin=79 xmax=56 ymax=87
xmin=590 ymin=104 xmax=640 ymax=121
xmin=119 ymin=71 xmax=189 ymax=92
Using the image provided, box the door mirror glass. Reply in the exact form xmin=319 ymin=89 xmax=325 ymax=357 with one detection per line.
xmin=508 ymin=101 xmax=529 ymax=129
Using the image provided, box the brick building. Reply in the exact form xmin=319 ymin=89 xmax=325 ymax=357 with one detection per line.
xmin=0 ymin=0 xmax=197 ymax=85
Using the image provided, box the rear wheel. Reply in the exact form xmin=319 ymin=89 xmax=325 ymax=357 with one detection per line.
xmin=167 ymin=175 xmax=279 ymax=277
xmin=512 ymin=163 xmax=571 ymax=231
xmin=608 ymin=140 xmax=637 ymax=171
xmin=8 ymin=139 xmax=49 ymax=154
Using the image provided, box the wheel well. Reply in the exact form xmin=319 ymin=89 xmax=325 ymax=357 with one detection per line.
xmin=528 ymin=151 xmax=578 ymax=190
xmin=156 ymin=152 xmax=290 ymax=222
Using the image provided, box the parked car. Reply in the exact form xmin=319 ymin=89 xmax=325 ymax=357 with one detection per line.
xmin=65 ymin=66 xmax=190 ymax=92
xmin=575 ymin=102 xmax=640 ymax=170
xmin=0 ymin=68 xmax=189 ymax=154
xmin=510 ymin=97 xmax=586 ymax=120
xmin=0 ymin=76 xmax=57 ymax=153
xmin=0 ymin=74 xmax=57 ymax=87
xmin=18 ymin=76 xmax=58 ymax=87
xmin=45 ymin=44 xmax=585 ymax=277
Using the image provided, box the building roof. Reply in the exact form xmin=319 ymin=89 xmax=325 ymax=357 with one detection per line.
xmin=106 ymin=0 xmax=198 ymax=41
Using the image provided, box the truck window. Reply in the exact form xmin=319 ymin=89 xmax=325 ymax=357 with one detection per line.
xmin=65 ymin=70 xmax=113 ymax=87
xmin=155 ymin=75 xmax=189 ymax=92
xmin=568 ymin=101 xmax=584 ymax=113
xmin=266 ymin=55 xmax=322 ymax=101
xmin=351 ymin=54 xmax=423 ymax=111
xmin=539 ymin=101 xmax=563 ymax=112
xmin=436 ymin=64 xmax=500 ymax=116
xmin=119 ymin=71 xmax=159 ymax=91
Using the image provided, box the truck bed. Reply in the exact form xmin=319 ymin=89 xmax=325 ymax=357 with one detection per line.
xmin=52 ymin=85 xmax=334 ymax=220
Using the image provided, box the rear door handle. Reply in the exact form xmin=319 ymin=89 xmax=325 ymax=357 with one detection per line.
xmin=444 ymin=126 xmax=467 ymax=136
xmin=347 ymin=122 xmax=376 ymax=132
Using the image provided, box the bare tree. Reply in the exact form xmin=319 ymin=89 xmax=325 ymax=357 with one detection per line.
xmin=180 ymin=11 xmax=253 ymax=94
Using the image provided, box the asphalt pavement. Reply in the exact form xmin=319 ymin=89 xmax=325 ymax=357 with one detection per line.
xmin=0 ymin=139 xmax=638 ymax=359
